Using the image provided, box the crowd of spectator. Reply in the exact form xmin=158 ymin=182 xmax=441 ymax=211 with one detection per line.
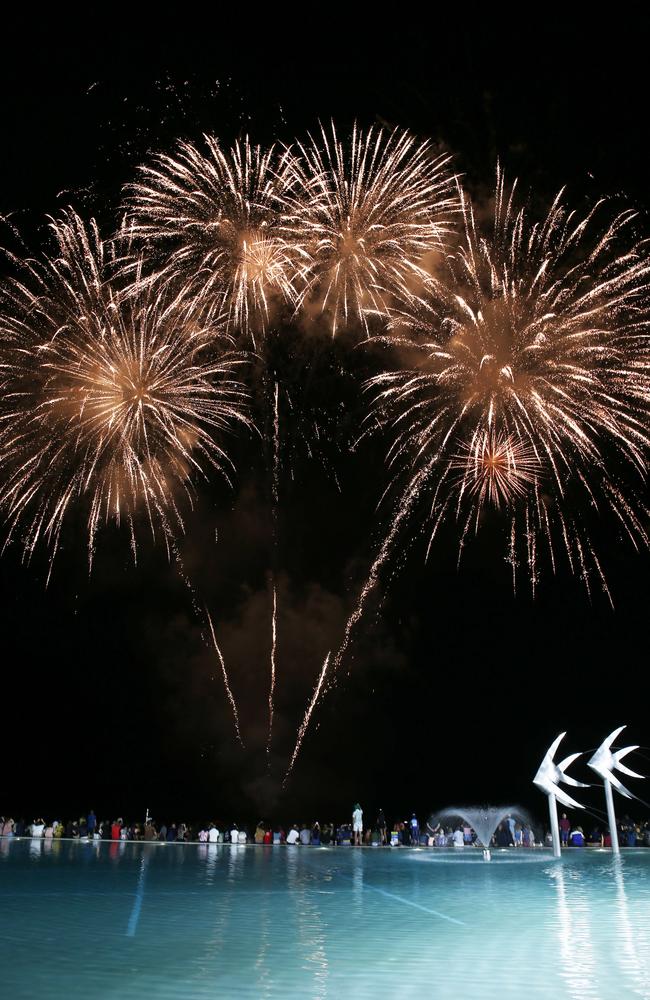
xmin=2 ymin=808 xmax=650 ymax=848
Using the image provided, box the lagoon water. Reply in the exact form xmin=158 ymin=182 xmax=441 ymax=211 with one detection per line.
xmin=1 ymin=839 xmax=649 ymax=998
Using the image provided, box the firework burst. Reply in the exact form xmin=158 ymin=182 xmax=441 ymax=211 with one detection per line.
xmin=127 ymin=136 xmax=300 ymax=341
xmin=367 ymin=170 xmax=650 ymax=598
xmin=284 ymin=172 xmax=650 ymax=775
xmin=0 ymin=211 xmax=252 ymax=570
xmin=451 ymin=430 xmax=540 ymax=509
xmin=281 ymin=122 xmax=458 ymax=335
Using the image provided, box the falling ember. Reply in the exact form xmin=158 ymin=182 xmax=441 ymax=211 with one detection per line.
xmin=283 ymin=652 xmax=331 ymax=785
xmin=205 ymin=608 xmax=245 ymax=749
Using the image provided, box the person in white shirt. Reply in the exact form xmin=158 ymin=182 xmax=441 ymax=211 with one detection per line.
xmin=286 ymin=826 xmax=300 ymax=845
xmin=208 ymin=825 xmax=219 ymax=843
xmin=230 ymin=826 xmax=239 ymax=844
xmin=352 ymin=804 xmax=363 ymax=846
xmin=31 ymin=819 xmax=45 ymax=839
xmin=452 ymin=828 xmax=464 ymax=847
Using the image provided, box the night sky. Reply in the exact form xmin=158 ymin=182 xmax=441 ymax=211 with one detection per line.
xmin=1 ymin=21 xmax=649 ymax=831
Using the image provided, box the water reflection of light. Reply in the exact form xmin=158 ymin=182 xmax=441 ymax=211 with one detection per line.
xmin=226 ymin=844 xmax=244 ymax=882
xmin=199 ymin=843 xmax=231 ymax=972
xmin=351 ymin=849 xmax=364 ymax=915
xmin=551 ymin=864 xmax=599 ymax=999
xmin=287 ymin=851 xmax=329 ymax=997
xmin=612 ymin=857 xmax=650 ymax=998
xmin=204 ymin=843 xmax=221 ymax=882
xmin=28 ymin=839 xmax=43 ymax=859
xmin=254 ymin=854 xmax=272 ymax=999
xmin=126 ymin=847 xmax=150 ymax=937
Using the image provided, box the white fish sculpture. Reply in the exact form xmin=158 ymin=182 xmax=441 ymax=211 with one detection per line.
xmin=534 ymin=731 xmax=589 ymax=810
xmin=588 ymin=726 xmax=643 ymax=800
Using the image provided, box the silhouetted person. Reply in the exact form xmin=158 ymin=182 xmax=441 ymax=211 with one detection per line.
xmin=495 ymin=823 xmax=513 ymax=847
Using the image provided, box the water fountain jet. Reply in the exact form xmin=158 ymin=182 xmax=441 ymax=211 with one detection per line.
xmin=431 ymin=805 xmax=533 ymax=859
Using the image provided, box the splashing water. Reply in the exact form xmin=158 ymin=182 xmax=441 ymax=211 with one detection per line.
xmin=432 ymin=805 xmax=534 ymax=849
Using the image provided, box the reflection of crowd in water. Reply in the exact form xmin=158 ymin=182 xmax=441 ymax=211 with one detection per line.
xmin=3 ymin=808 xmax=650 ymax=848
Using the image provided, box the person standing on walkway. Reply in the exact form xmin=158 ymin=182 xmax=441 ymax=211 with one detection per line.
xmin=87 ymin=810 xmax=97 ymax=838
xmin=352 ymin=803 xmax=363 ymax=846
xmin=559 ymin=813 xmax=570 ymax=847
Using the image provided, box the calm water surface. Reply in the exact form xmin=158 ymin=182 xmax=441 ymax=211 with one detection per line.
xmin=1 ymin=839 xmax=649 ymax=998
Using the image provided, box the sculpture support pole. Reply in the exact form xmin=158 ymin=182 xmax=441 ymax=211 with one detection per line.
xmin=534 ymin=732 xmax=588 ymax=851
xmin=548 ymin=792 xmax=561 ymax=858
xmin=604 ymin=780 xmax=620 ymax=854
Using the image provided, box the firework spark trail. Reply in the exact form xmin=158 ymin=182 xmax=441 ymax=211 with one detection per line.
xmin=331 ymin=457 xmax=438 ymax=675
xmin=284 ymin=456 xmax=437 ymax=779
xmin=205 ymin=607 xmax=245 ymax=748
xmin=172 ymin=539 xmax=204 ymax=619
xmin=272 ymin=380 xmax=280 ymax=513
xmin=283 ymin=652 xmax=331 ymax=786
xmin=281 ymin=122 xmax=458 ymax=335
xmin=0 ymin=211 xmax=252 ymax=569
xmin=173 ymin=541 xmax=249 ymax=746
xmin=266 ymin=582 xmax=277 ymax=763
xmin=265 ymin=380 xmax=281 ymax=763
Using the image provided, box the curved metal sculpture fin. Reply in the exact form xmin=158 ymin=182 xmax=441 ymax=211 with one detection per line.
xmin=533 ymin=732 xmax=586 ymax=809
xmin=587 ymin=726 xmax=643 ymax=801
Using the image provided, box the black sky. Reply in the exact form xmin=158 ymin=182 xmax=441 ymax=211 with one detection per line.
xmin=1 ymin=20 xmax=649 ymax=830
